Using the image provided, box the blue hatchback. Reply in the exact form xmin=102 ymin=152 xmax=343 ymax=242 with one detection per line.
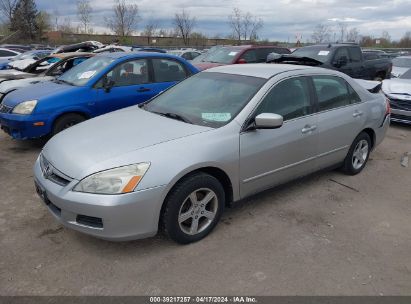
xmin=0 ymin=52 xmax=199 ymax=139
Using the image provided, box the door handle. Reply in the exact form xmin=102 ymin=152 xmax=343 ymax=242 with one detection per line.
xmin=301 ymin=125 xmax=317 ymax=134
xmin=137 ymin=87 xmax=151 ymax=93
xmin=353 ymin=111 xmax=363 ymax=118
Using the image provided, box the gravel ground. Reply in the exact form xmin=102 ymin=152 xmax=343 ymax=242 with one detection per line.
xmin=0 ymin=124 xmax=410 ymax=296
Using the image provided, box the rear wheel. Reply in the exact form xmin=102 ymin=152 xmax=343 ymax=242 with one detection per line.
xmin=52 ymin=113 xmax=86 ymax=136
xmin=162 ymin=173 xmax=225 ymax=244
xmin=342 ymin=132 xmax=371 ymax=175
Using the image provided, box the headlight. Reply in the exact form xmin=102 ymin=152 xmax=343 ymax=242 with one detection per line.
xmin=73 ymin=163 xmax=150 ymax=195
xmin=12 ymin=100 xmax=37 ymax=114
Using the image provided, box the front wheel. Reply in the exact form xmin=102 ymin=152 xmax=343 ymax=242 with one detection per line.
xmin=52 ymin=113 xmax=86 ymax=136
xmin=342 ymin=132 xmax=371 ymax=175
xmin=162 ymin=173 xmax=225 ymax=244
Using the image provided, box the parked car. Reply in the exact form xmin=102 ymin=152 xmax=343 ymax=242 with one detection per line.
xmin=391 ymin=56 xmax=411 ymax=78
xmin=33 ymin=64 xmax=390 ymax=243
xmin=0 ymin=52 xmax=198 ymax=139
xmin=6 ymin=50 xmax=52 ymax=71
xmin=0 ymin=52 xmax=93 ymax=84
xmin=0 ymin=53 xmax=94 ymax=102
xmin=193 ymin=45 xmax=291 ymax=70
xmin=132 ymin=47 xmax=167 ymax=53
xmin=168 ymin=50 xmax=202 ymax=60
xmin=277 ymin=44 xmax=392 ymax=80
xmin=93 ymin=45 xmax=132 ymax=53
xmin=53 ymin=41 xmax=104 ymax=54
xmin=382 ymin=68 xmax=411 ymax=124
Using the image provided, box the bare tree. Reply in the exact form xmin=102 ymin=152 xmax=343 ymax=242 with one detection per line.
xmin=59 ymin=16 xmax=75 ymax=33
xmin=228 ymin=8 xmax=242 ymax=42
xmin=77 ymin=0 xmax=92 ymax=34
xmin=142 ymin=18 xmax=158 ymax=44
xmin=105 ymin=0 xmax=140 ymax=37
xmin=337 ymin=22 xmax=347 ymax=42
xmin=228 ymin=8 xmax=264 ymax=43
xmin=346 ymin=27 xmax=359 ymax=42
xmin=173 ymin=9 xmax=196 ymax=46
xmin=311 ymin=24 xmax=331 ymax=43
xmin=0 ymin=0 xmax=17 ymax=25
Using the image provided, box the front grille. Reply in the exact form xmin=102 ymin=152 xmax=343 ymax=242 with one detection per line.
xmin=39 ymin=154 xmax=72 ymax=186
xmin=391 ymin=113 xmax=411 ymax=123
xmin=76 ymin=215 xmax=103 ymax=229
xmin=0 ymin=102 xmax=12 ymax=113
xmin=389 ymin=98 xmax=411 ymax=111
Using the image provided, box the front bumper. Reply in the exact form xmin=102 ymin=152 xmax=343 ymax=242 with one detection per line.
xmin=391 ymin=109 xmax=411 ymax=124
xmin=0 ymin=112 xmax=52 ymax=139
xmin=33 ymin=157 xmax=167 ymax=241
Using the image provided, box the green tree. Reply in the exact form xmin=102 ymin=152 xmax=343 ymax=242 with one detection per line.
xmin=10 ymin=0 xmax=38 ymax=40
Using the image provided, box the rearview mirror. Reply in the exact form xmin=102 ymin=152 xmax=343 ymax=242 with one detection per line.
xmin=254 ymin=113 xmax=283 ymax=129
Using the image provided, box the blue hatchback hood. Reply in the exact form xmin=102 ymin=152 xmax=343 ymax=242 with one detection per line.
xmin=3 ymin=81 xmax=77 ymax=107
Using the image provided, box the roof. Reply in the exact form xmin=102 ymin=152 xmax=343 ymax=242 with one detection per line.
xmin=50 ymin=52 xmax=94 ymax=59
xmin=95 ymin=51 xmax=182 ymax=60
xmin=205 ymin=63 xmax=316 ymax=79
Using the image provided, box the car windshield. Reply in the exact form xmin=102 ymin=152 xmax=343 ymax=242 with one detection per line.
xmin=392 ymin=57 xmax=411 ymax=68
xmin=58 ymin=56 xmax=115 ymax=86
xmin=292 ymin=46 xmax=331 ymax=63
xmin=400 ymin=69 xmax=411 ymax=79
xmin=143 ymin=72 xmax=266 ymax=128
xmin=200 ymin=47 xmax=242 ymax=64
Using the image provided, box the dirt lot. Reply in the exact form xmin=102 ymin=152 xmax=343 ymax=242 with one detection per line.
xmin=0 ymin=124 xmax=410 ymax=296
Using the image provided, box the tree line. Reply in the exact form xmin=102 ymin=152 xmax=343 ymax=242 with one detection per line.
xmin=311 ymin=23 xmax=411 ymax=48
xmin=0 ymin=0 xmax=265 ymax=45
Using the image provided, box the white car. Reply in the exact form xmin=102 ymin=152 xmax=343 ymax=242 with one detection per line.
xmin=391 ymin=56 xmax=411 ymax=78
xmin=0 ymin=48 xmax=20 ymax=59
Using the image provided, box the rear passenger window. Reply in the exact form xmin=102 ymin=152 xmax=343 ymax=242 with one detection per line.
xmin=152 ymin=59 xmax=187 ymax=82
xmin=313 ymin=76 xmax=359 ymax=111
xmin=255 ymin=77 xmax=312 ymax=121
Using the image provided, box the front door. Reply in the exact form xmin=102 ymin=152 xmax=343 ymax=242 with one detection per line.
xmin=95 ymin=58 xmax=160 ymax=115
xmin=239 ymin=76 xmax=319 ymax=198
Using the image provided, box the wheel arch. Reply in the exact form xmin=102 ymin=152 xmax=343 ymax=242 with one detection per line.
xmin=361 ymin=128 xmax=376 ymax=150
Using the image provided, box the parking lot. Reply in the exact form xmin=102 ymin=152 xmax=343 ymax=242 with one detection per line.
xmin=0 ymin=124 xmax=410 ymax=296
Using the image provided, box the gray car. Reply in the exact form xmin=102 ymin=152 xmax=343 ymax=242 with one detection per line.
xmin=33 ymin=64 xmax=390 ymax=244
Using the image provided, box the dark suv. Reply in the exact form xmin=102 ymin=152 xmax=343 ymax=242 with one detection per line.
xmin=193 ymin=45 xmax=290 ymax=70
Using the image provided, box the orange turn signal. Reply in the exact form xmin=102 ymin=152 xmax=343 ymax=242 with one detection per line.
xmin=122 ymin=176 xmax=142 ymax=193
xmin=33 ymin=122 xmax=45 ymax=126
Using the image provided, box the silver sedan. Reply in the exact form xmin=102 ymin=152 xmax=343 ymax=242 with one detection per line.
xmin=33 ymin=64 xmax=390 ymax=244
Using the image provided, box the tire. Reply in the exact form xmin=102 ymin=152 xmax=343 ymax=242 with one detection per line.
xmin=162 ymin=172 xmax=225 ymax=244
xmin=342 ymin=132 xmax=371 ymax=175
xmin=52 ymin=113 xmax=86 ymax=136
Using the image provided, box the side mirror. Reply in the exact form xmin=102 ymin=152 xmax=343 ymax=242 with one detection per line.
xmin=254 ymin=113 xmax=283 ymax=129
xmin=102 ymin=77 xmax=115 ymax=92
xmin=237 ymin=58 xmax=247 ymax=64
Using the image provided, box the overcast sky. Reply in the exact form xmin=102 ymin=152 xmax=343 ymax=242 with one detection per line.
xmin=36 ymin=0 xmax=411 ymax=42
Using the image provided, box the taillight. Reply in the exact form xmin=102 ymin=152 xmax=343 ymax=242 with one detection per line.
xmin=385 ymin=98 xmax=391 ymax=115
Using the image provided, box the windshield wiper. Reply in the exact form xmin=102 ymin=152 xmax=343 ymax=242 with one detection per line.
xmin=54 ymin=79 xmax=73 ymax=86
xmin=151 ymin=111 xmax=193 ymax=124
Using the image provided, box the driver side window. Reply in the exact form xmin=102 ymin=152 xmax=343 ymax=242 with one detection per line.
xmin=98 ymin=59 xmax=150 ymax=88
xmin=255 ymin=77 xmax=312 ymax=121
xmin=334 ymin=47 xmax=350 ymax=64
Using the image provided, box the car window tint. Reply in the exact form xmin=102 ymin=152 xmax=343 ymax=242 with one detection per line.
xmin=349 ymin=47 xmax=362 ymax=62
xmin=181 ymin=52 xmax=191 ymax=60
xmin=240 ymin=50 xmax=258 ymax=63
xmin=152 ymin=58 xmax=187 ymax=83
xmin=313 ymin=76 xmax=355 ymax=111
xmin=0 ymin=50 xmax=16 ymax=57
xmin=334 ymin=47 xmax=350 ymax=62
xmin=108 ymin=59 xmax=149 ymax=87
xmin=256 ymin=49 xmax=281 ymax=63
xmin=256 ymin=77 xmax=312 ymax=120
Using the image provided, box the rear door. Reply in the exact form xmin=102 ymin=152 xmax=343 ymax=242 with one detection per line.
xmin=239 ymin=76 xmax=319 ymax=197
xmin=95 ymin=58 xmax=158 ymax=114
xmin=311 ymin=75 xmax=365 ymax=169
xmin=151 ymin=58 xmax=191 ymax=93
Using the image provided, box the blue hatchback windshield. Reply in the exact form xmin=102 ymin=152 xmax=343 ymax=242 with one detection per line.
xmin=58 ymin=56 xmax=115 ymax=86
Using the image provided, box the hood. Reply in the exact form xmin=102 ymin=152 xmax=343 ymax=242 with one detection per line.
xmin=267 ymin=54 xmax=323 ymax=66
xmin=0 ymin=70 xmax=32 ymax=82
xmin=382 ymin=79 xmax=411 ymax=98
xmin=193 ymin=62 xmax=225 ymax=71
xmin=391 ymin=66 xmax=409 ymax=78
xmin=8 ymin=59 xmax=36 ymax=71
xmin=42 ymin=107 xmax=212 ymax=179
xmin=0 ymin=76 xmax=53 ymax=93
xmin=2 ymin=80 xmax=74 ymax=107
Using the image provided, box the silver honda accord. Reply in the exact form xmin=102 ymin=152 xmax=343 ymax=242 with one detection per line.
xmin=33 ymin=64 xmax=390 ymax=244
